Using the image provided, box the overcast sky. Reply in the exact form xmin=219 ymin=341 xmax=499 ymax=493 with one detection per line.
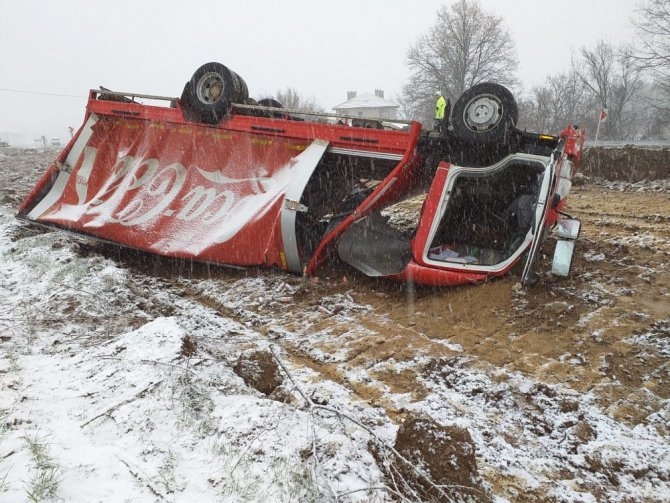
xmin=0 ymin=0 xmax=637 ymax=144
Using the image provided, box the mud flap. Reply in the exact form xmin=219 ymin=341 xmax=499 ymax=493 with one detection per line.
xmin=337 ymin=213 xmax=412 ymax=277
xmin=27 ymin=114 xmax=99 ymax=219
xmin=551 ymin=218 xmax=581 ymax=276
xmin=280 ymin=139 xmax=329 ymax=273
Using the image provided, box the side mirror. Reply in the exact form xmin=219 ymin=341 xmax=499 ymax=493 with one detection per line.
xmin=551 ymin=219 xmax=581 ymax=277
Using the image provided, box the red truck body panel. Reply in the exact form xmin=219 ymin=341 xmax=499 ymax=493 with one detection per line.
xmin=18 ymin=90 xmax=585 ymax=287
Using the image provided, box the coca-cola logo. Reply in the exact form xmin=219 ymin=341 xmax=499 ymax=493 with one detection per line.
xmin=70 ymin=146 xmax=291 ymax=241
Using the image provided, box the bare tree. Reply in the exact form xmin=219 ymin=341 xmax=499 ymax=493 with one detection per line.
xmin=524 ymin=71 xmax=589 ymax=133
xmin=396 ymin=91 xmax=428 ymax=121
xmin=514 ymin=95 xmax=538 ymax=131
xmin=264 ymin=87 xmax=323 ymax=113
xmin=634 ymin=83 xmax=670 ymax=137
xmin=631 ymin=0 xmax=670 ymax=130
xmin=573 ymin=41 xmax=644 ymax=139
xmin=632 ymin=1 xmax=670 ymax=77
xmin=402 ymin=0 xmax=518 ymax=124
xmin=521 ymin=65 xmax=665 ymax=139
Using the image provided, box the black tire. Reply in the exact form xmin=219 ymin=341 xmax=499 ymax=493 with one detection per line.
xmin=257 ymin=98 xmax=284 ymax=109
xmin=252 ymin=98 xmax=286 ymax=119
xmin=255 ymin=98 xmax=285 ymax=118
xmin=180 ymin=62 xmax=249 ymax=124
xmin=451 ymin=82 xmax=518 ymax=144
xmin=351 ymin=118 xmax=383 ymax=129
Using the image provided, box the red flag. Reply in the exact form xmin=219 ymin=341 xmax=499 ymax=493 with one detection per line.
xmin=599 ymin=108 xmax=608 ymax=122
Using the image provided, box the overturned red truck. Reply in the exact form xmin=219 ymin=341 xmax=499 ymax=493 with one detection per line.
xmin=18 ymin=62 xmax=585 ymax=287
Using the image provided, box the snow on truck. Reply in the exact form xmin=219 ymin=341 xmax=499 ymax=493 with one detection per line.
xmin=18 ymin=62 xmax=585 ymax=287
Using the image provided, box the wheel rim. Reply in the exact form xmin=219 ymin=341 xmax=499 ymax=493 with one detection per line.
xmin=463 ymin=94 xmax=503 ymax=133
xmin=195 ymin=72 xmax=225 ymax=104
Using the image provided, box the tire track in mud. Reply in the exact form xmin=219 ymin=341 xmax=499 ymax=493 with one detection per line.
xmin=532 ymin=186 xmax=670 ymax=424
xmin=7 ymin=149 xmax=669 ymax=430
xmin=75 ymin=181 xmax=670 ymax=434
xmin=173 ymin=282 xmax=448 ymax=419
xmin=276 ymin=185 xmax=670 ymax=431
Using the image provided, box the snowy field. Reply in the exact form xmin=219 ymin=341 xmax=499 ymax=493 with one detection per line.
xmin=1 ymin=149 xmax=669 ymax=502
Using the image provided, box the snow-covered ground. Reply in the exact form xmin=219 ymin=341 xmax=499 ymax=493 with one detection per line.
xmin=0 ymin=204 xmax=395 ymax=502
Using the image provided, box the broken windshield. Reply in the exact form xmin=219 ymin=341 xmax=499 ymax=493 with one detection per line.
xmin=425 ymin=156 xmax=547 ymax=268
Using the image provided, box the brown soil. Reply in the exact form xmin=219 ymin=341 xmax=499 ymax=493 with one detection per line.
xmin=177 ymin=181 xmax=669 ymax=499
xmin=180 ymin=335 xmax=198 ymax=358
xmin=278 ymin=183 xmax=670 ymax=423
xmin=393 ymin=413 xmax=486 ymax=502
xmin=233 ymin=350 xmax=283 ymax=396
xmin=581 ymin=145 xmax=670 ymax=181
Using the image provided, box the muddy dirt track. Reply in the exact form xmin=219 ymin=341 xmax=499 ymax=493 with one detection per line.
xmin=199 ymin=183 xmax=670 ymax=423
xmin=2 ymin=147 xmax=669 ymax=501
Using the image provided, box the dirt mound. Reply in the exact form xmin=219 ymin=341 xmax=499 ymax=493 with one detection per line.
xmin=233 ymin=350 xmax=283 ymax=396
xmin=580 ymin=145 xmax=670 ymax=182
xmin=393 ymin=412 xmax=487 ymax=502
xmin=179 ymin=335 xmax=198 ymax=357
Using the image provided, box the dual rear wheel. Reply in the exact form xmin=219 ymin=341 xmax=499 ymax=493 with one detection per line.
xmin=180 ymin=62 xmax=249 ymax=124
xmin=180 ymin=62 xmax=287 ymax=124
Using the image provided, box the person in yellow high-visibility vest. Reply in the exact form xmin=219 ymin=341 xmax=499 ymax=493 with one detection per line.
xmin=434 ymin=91 xmax=449 ymax=133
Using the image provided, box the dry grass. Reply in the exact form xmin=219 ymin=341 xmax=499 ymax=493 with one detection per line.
xmin=22 ymin=433 xmax=62 ymax=502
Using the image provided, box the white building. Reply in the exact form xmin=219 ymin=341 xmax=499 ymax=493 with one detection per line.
xmin=333 ymin=90 xmax=399 ymax=120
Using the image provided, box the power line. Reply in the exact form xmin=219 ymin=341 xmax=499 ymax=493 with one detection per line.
xmin=0 ymin=87 xmax=85 ymax=99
